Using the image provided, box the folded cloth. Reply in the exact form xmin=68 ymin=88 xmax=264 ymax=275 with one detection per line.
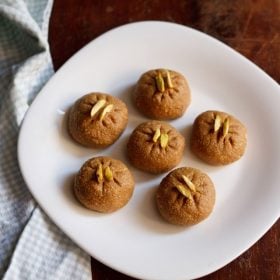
xmin=0 ymin=0 xmax=91 ymax=279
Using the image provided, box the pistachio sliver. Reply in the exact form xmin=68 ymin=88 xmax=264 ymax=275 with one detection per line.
xmin=160 ymin=133 xmax=169 ymax=148
xmin=96 ymin=163 xmax=103 ymax=183
xmin=90 ymin=99 xmax=106 ymax=118
xmin=155 ymin=73 xmax=165 ymax=92
xmin=99 ymin=104 xmax=114 ymax=121
xmin=166 ymin=70 xmax=173 ymax=88
xmin=223 ymin=118 xmax=230 ymax=137
xmin=182 ymin=175 xmax=196 ymax=192
xmin=176 ymin=184 xmax=192 ymax=199
xmin=104 ymin=166 xmax=113 ymax=181
xmin=153 ymin=128 xmax=161 ymax=142
xmin=214 ymin=114 xmax=221 ymax=132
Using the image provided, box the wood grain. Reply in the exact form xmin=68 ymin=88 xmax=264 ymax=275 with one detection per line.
xmin=49 ymin=0 xmax=280 ymax=279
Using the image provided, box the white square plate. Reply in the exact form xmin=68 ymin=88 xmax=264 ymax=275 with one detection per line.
xmin=18 ymin=21 xmax=280 ymax=280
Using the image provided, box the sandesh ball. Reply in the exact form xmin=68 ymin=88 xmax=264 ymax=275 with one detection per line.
xmin=127 ymin=120 xmax=185 ymax=174
xmin=68 ymin=92 xmax=128 ymax=148
xmin=190 ymin=110 xmax=247 ymax=165
xmin=134 ymin=69 xmax=191 ymax=120
xmin=74 ymin=156 xmax=135 ymax=213
xmin=156 ymin=167 xmax=216 ymax=226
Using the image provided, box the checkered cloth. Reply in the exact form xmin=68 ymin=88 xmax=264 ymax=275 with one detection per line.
xmin=0 ymin=1 xmax=91 ymax=279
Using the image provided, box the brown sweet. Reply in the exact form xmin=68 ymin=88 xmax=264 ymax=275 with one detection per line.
xmin=134 ymin=69 xmax=191 ymax=120
xmin=68 ymin=93 xmax=128 ymax=148
xmin=74 ymin=156 xmax=134 ymax=213
xmin=156 ymin=167 xmax=215 ymax=226
xmin=190 ymin=110 xmax=247 ymax=165
xmin=127 ymin=120 xmax=185 ymax=174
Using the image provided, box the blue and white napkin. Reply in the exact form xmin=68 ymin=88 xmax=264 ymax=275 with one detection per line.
xmin=0 ymin=1 xmax=91 ymax=279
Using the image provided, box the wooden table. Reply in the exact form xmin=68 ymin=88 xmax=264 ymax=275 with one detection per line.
xmin=49 ymin=1 xmax=280 ymax=279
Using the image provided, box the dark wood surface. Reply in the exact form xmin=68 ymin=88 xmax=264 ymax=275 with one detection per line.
xmin=49 ymin=1 xmax=280 ymax=279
